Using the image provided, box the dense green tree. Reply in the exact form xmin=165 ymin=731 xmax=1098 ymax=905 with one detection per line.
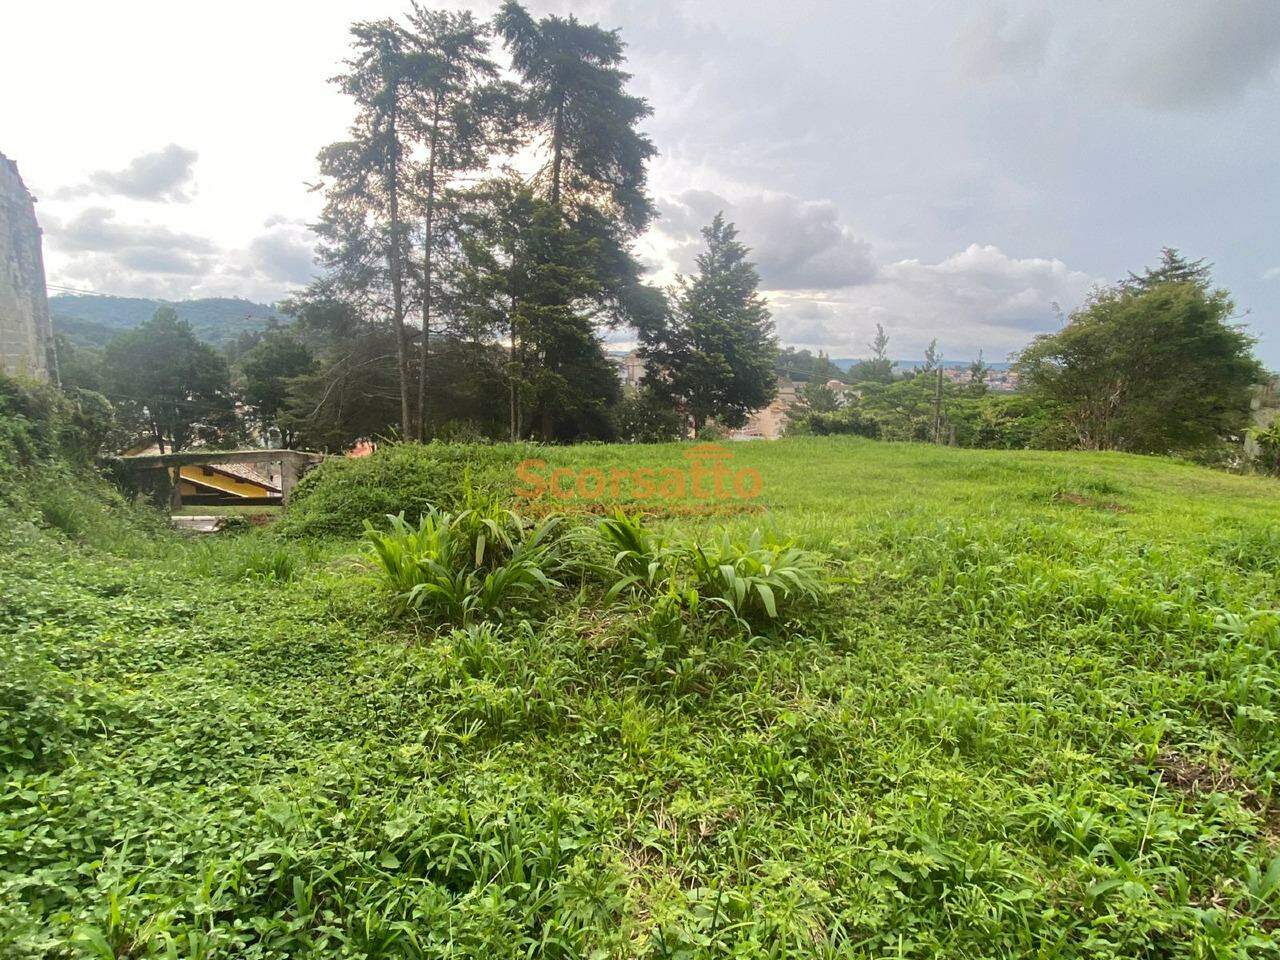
xmin=451 ymin=178 xmax=621 ymax=440
xmin=848 ymin=324 xmax=895 ymax=384
xmin=495 ymin=1 xmax=654 ymax=229
xmin=1124 ymin=247 xmax=1212 ymax=292
xmin=966 ymin=350 xmax=990 ymax=396
xmin=494 ymin=2 xmax=660 ymax=438
xmin=776 ymin=347 xmax=846 ymax=384
xmin=238 ymin=332 xmax=315 ymax=447
xmin=792 ymin=379 xmax=841 ymax=416
xmin=920 ymin=338 xmax=941 ymax=374
xmin=610 ymin=388 xmax=686 ymax=443
xmin=1017 ymin=257 xmax=1264 ymax=453
xmin=103 ymin=308 xmax=235 ymax=452
xmin=278 ymin=296 xmax=403 ymax=451
xmin=53 ymin=334 xmax=105 ymax=394
xmin=640 ymin=214 xmax=778 ymax=434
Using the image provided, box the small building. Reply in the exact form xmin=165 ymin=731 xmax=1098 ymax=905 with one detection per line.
xmin=732 ymin=375 xmax=800 ymax=440
xmin=614 ymin=349 xmax=646 ymax=390
xmin=177 ymin=463 xmax=280 ymax=502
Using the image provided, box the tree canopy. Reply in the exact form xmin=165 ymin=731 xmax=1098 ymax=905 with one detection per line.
xmin=640 ymin=214 xmax=778 ymax=434
xmin=102 ymin=308 xmax=234 ymax=452
xmin=1017 ymin=255 xmax=1263 ymax=453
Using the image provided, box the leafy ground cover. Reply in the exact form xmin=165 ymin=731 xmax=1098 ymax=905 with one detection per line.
xmin=4 ymin=438 xmax=1280 ymax=957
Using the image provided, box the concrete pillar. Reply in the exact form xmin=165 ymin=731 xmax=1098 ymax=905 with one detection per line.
xmin=168 ymin=467 xmax=183 ymax=511
xmin=279 ymin=456 xmax=300 ymax=507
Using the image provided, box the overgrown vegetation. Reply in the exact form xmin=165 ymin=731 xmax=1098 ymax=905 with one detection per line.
xmin=277 ymin=443 xmax=532 ymax=539
xmin=6 ymin=389 xmax=1280 ymax=955
xmin=363 ymin=505 xmax=571 ymax=623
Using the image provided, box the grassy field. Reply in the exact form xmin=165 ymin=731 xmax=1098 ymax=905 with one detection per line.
xmin=4 ymin=438 xmax=1280 ymax=958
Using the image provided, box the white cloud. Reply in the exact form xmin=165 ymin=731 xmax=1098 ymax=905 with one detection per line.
xmin=45 ymin=208 xmax=316 ymax=303
xmin=239 ymin=219 xmax=319 ymax=285
xmin=58 ymin=144 xmax=200 ymax=202
xmin=657 ymin=189 xmax=877 ymax=289
xmin=766 ymin=244 xmax=1099 ymax=360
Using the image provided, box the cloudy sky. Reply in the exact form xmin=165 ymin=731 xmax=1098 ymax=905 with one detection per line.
xmin=3 ymin=0 xmax=1278 ymax=363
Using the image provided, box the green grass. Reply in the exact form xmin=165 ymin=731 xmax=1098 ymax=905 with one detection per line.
xmin=3 ymin=437 xmax=1280 ymax=958
xmin=173 ymin=505 xmax=282 ymax=518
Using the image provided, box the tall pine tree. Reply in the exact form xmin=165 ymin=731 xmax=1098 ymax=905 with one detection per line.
xmin=641 ymin=214 xmax=778 ymax=435
xmin=315 ymin=19 xmax=418 ymax=438
xmin=402 ymin=6 xmax=515 ymax=435
xmin=494 ymin=1 xmax=660 ymax=439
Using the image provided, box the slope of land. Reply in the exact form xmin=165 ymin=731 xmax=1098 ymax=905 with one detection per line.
xmin=3 ymin=437 xmax=1280 ymax=957
xmin=49 ymin=294 xmax=280 ymax=347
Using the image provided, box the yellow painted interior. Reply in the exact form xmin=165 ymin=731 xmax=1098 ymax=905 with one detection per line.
xmin=177 ymin=466 xmax=277 ymax=499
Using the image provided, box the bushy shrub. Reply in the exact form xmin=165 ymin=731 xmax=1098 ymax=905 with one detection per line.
xmin=278 ymin=441 xmax=537 ymax=539
xmin=788 ymin=406 xmax=881 ymax=439
xmin=0 ymin=374 xmax=114 ymax=481
xmin=1253 ymin=421 xmax=1280 ymax=476
xmin=183 ymin=533 xmax=312 ymax=582
xmin=610 ymin=391 xmax=687 ymax=443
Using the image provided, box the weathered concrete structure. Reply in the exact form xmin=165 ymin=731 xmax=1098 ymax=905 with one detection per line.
xmin=1244 ymin=377 xmax=1280 ymax=459
xmin=0 ymin=152 xmax=55 ymax=381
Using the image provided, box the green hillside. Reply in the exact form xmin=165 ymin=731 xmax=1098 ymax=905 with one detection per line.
xmin=49 ymin=294 xmax=281 ymax=347
xmin=4 ymin=420 xmax=1280 ymax=956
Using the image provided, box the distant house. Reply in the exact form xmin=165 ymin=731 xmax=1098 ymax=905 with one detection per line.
xmin=177 ymin=463 xmax=280 ymax=501
xmin=613 ymin=349 xmax=646 ymax=390
xmin=732 ymin=375 xmax=800 ymax=440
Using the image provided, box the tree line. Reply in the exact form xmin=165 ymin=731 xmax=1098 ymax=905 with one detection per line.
xmin=48 ymin=4 xmax=1272 ymax=467
xmin=56 ymin=2 xmax=781 ymax=452
xmin=787 ymin=249 xmax=1269 ymax=462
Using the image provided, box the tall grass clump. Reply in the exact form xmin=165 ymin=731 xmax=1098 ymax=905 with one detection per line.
xmin=598 ymin=511 xmax=828 ymax=627
xmin=364 ymin=499 xmax=571 ymax=625
xmin=182 ymin=533 xmax=313 ymax=582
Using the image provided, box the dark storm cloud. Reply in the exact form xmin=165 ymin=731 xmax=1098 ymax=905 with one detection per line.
xmin=58 ymin=144 xmax=200 ymax=202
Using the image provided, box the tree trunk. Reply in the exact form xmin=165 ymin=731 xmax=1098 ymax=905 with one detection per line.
xmin=550 ymin=97 xmax=564 ymax=208
xmin=509 ymin=313 xmax=519 ymax=442
xmin=385 ymin=83 xmax=413 ymax=440
xmin=417 ymin=100 xmax=441 ymax=441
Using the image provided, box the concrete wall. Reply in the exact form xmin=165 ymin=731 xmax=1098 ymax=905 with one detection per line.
xmin=0 ymin=152 xmax=54 ymax=381
xmin=1244 ymin=377 xmax=1280 ymax=459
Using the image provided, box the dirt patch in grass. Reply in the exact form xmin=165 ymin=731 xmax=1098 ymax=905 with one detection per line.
xmin=1053 ymin=491 xmax=1131 ymax=512
xmin=1147 ymin=749 xmax=1280 ymax=839
xmin=520 ymin=498 xmax=763 ymax=519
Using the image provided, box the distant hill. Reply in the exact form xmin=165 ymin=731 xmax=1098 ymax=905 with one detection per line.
xmin=49 ymin=295 xmax=281 ymax=348
xmin=831 ymin=357 xmax=1014 ymax=372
